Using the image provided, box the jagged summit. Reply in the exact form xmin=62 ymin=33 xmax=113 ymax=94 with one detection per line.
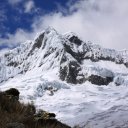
xmin=1 ymin=27 xmax=128 ymax=128
xmin=0 ymin=27 xmax=128 ymax=85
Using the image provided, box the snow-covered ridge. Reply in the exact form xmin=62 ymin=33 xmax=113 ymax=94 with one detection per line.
xmin=1 ymin=27 xmax=128 ymax=127
xmin=0 ymin=27 xmax=128 ymax=85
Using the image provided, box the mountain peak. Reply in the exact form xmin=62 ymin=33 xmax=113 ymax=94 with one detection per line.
xmin=45 ymin=26 xmax=58 ymax=35
xmin=1 ymin=28 xmax=128 ymax=85
xmin=1 ymin=28 xmax=128 ymax=128
xmin=64 ymin=31 xmax=78 ymax=38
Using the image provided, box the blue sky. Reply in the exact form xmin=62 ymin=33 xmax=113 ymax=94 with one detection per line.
xmin=0 ymin=0 xmax=128 ymax=50
xmin=0 ymin=0 xmax=68 ymax=38
xmin=0 ymin=0 xmax=72 ymax=49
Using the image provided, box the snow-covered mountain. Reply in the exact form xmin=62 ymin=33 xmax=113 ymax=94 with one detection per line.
xmin=1 ymin=27 xmax=128 ymax=85
xmin=1 ymin=27 xmax=128 ymax=127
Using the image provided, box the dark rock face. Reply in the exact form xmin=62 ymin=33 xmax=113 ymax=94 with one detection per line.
xmin=60 ymin=56 xmax=85 ymax=84
xmin=37 ymin=119 xmax=71 ymax=128
xmin=5 ymin=88 xmax=20 ymax=97
xmin=32 ymin=33 xmax=44 ymax=49
xmin=4 ymin=88 xmax=20 ymax=100
xmin=44 ymin=47 xmax=57 ymax=58
xmin=63 ymin=43 xmax=84 ymax=63
xmin=88 ymin=75 xmax=113 ymax=85
xmin=7 ymin=62 xmax=18 ymax=67
xmin=69 ymin=35 xmax=82 ymax=45
xmin=65 ymin=61 xmax=81 ymax=84
xmin=48 ymin=113 xmax=56 ymax=118
xmin=32 ymin=110 xmax=70 ymax=128
xmin=124 ymin=62 xmax=128 ymax=68
xmin=59 ymin=35 xmax=120 ymax=85
xmin=28 ymin=33 xmax=45 ymax=56
xmin=34 ymin=110 xmax=56 ymax=120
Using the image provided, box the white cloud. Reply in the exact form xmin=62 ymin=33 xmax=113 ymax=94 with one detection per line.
xmin=7 ymin=0 xmax=23 ymax=5
xmin=2 ymin=0 xmax=128 ymax=50
xmin=0 ymin=10 xmax=7 ymax=22
xmin=0 ymin=29 xmax=35 ymax=48
xmin=7 ymin=0 xmax=36 ymax=14
xmin=33 ymin=0 xmax=128 ymax=50
xmin=0 ymin=10 xmax=8 ymax=33
xmin=24 ymin=0 xmax=35 ymax=13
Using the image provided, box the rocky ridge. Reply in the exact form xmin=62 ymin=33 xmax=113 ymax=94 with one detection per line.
xmin=0 ymin=27 xmax=128 ymax=85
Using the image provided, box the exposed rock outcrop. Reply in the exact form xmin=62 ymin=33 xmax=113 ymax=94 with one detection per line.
xmin=88 ymin=75 xmax=113 ymax=85
xmin=0 ymin=88 xmax=71 ymax=128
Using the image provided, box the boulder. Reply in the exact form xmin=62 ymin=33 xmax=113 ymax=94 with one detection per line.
xmin=88 ymin=74 xmax=113 ymax=85
xmin=34 ymin=110 xmax=56 ymax=120
xmin=4 ymin=88 xmax=20 ymax=100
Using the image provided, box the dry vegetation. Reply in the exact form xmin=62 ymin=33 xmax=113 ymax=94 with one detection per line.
xmin=0 ymin=88 xmax=71 ymax=128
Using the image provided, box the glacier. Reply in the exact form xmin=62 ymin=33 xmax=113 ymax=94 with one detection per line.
xmin=0 ymin=27 xmax=128 ymax=127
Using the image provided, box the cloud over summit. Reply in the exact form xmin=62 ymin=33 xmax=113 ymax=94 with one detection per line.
xmin=1 ymin=0 xmax=128 ymax=50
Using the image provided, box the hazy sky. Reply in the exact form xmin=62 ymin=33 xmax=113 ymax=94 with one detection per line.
xmin=0 ymin=0 xmax=128 ymax=50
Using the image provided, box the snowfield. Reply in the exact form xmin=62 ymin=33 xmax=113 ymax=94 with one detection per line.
xmin=1 ymin=61 xmax=128 ymax=127
xmin=1 ymin=27 xmax=128 ymax=127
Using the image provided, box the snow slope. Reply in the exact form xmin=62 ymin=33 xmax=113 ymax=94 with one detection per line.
xmin=1 ymin=27 xmax=128 ymax=127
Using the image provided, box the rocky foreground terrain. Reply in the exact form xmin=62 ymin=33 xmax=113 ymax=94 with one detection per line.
xmin=0 ymin=88 xmax=71 ymax=128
